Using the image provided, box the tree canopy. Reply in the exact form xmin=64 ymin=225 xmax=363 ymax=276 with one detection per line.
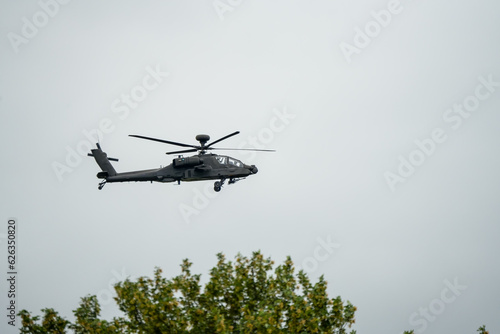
xmin=20 ymin=251 xmax=356 ymax=333
xmin=18 ymin=251 xmax=488 ymax=334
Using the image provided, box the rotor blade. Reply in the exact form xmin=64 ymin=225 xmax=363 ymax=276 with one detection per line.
xmin=129 ymin=135 xmax=198 ymax=149
xmin=166 ymin=148 xmax=199 ymax=155
xmin=206 ymin=131 xmax=240 ymax=148
xmin=209 ymin=147 xmax=276 ymax=152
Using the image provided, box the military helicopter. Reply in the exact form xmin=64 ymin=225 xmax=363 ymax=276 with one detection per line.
xmin=88 ymin=131 xmax=274 ymax=192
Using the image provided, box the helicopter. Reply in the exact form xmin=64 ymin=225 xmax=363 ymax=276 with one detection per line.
xmin=88 ymin=131 xmax=274 ymax=192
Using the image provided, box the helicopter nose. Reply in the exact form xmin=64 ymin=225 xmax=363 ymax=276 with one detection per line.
xmin=250 ymin=165 xmax=258 ymax=174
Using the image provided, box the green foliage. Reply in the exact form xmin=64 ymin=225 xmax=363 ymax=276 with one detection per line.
xmin=19 ymin=297 xmax=124 ymax=334
xmin=477 ymin=325 xmax=489 ymax=334
xmin=19 ymin=308 xmax=69 ymax=334
xmin=19 ymin=251 xmax=356 ymax=333
xmin=113 ymin=251 xmax=357 ymax=333
xmin=71 ymin=295 xmax=126 ymax=333
xmin=17 ymin=251 xmax=489 ymax=334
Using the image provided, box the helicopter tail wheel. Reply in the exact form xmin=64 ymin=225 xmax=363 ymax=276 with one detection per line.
xmin=98 ymin=180 xmax=106 ymax=190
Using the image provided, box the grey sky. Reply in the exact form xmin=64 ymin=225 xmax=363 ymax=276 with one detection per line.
xmin=1 ymin=0 xmax=499 ymax=333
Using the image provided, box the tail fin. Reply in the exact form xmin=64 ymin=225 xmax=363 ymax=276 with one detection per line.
xmin=88 ymin=143 xmax=118 ymax=177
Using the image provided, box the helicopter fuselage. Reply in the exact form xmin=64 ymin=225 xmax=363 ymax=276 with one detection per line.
xmin=97 ymin=153 xmax=258 ymax=190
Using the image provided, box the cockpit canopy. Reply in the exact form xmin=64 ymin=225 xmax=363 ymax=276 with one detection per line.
xmin=215 ymin=155 xmax=243 ymax=167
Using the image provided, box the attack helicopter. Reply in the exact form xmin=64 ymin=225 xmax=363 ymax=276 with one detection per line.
xmin=88 ymin=131 xmax=274 ymax=192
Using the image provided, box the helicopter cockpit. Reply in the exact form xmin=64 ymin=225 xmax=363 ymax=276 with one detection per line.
xmin=215 ymin=156 xmax=243 ymax=167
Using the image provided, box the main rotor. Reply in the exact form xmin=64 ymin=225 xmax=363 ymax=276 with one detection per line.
xmin=129 ymin=131 xmax=275 ymax=155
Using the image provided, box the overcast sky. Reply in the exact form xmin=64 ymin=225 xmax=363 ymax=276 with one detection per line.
xmin=1 ymin=0 xmax=500 ymax=333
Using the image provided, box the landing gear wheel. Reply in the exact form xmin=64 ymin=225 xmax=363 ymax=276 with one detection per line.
xmin=214 ymin=181 xmax=222 ymax=192
xmin=98 ymin=180 xmax=106 ymax=190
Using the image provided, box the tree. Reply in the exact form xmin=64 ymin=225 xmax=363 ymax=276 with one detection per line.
xmin=19 ymin=308 xmax=69 ymax=334
xmin=114 ymin=252 xmax=356 ymax=333
xmin=19 ymin=297 xmax=125 ymax=334
xmin=18 ymin=251 xmax=489 ymax=333
xmin=20 ymin=251 xmax=356 ymax=333
xmin=477 ymin=325 xmax=489 ymax=334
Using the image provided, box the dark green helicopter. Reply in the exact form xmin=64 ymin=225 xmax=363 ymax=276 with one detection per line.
xmin=88 ymin=131 xmax=274 ymax=192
